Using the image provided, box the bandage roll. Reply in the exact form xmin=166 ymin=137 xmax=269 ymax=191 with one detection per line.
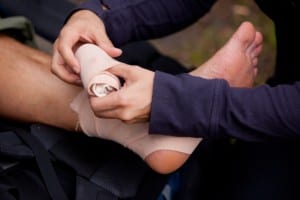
xmin=75 ymin=43 xmax=121 ymax=97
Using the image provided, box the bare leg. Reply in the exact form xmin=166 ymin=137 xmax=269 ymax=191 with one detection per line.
xmin=0 ymin=34 xmax=80 ymax=131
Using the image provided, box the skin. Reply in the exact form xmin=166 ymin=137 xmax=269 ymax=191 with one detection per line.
xmin=0 ymin=21 xmax=262 ymax=174
xmin=0 ymin=34 xmax=80 ymax=130
xmin=52 ymin=10 xmax=122 ymax=84
xmin=89 ymin=22 xmax=263 ymax=124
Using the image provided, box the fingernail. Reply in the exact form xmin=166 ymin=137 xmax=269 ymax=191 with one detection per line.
xmin=103 ymin=44 xmax=122 ymax=53
xmin=114 ymin=47 xmax=122 ymax=52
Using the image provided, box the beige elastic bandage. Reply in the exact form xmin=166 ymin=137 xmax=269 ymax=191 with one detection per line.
xmin=71 ymin=43 xmax=201 ymax=159
xmin=75 ymin=43 xmax=121 ymax=97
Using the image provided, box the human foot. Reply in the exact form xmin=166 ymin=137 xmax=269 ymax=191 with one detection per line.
xmin=71 ymin=90 xmax=200 ymax=174
xmin=147 ymin=22 xmax=263 ymax=174
xmin=190 ymin=21 xmax=263 ymax=87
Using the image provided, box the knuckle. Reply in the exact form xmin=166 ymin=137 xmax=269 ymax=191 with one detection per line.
xmin=129 ymin=65 xmax=140 ymax=73
xmin=58 ymin=29 xmax=68 ymax=38
xmin=119 ymin=111 xmax=133 ymax=122
xmin=114 ymin=92 xmax=129 ymax=106
xmin=56 ymin=40 xmax=65 ymax=51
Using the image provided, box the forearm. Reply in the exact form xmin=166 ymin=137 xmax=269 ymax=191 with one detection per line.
xmin=149 ymin=71 xmax=300 ymax=141
xmin=75 ymin=0 xmax=216 ymax=46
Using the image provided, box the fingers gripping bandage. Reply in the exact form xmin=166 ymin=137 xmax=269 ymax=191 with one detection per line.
xmin=71 ymin=43 xmax=201 ymax=159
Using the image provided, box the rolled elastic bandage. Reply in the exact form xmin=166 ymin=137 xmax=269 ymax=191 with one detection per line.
xmin=75 ymin=43 xmax=121 ymax=97
xmin=71 ymin=43 xmax=201 ymax=159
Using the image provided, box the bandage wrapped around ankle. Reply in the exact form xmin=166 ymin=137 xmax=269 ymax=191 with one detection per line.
xmin=71 ymin=43 xmax=201 ymax=159
xmin=70 ymin=91 xmax=201 ymax=159
xmin=75 ymin=43 xmax=121 ymax=97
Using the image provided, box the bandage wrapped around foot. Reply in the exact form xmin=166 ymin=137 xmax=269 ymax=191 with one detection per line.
xmin=71 ymin=43 xmax=201 ymax=159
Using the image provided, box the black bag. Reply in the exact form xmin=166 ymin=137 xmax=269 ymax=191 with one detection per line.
xmin=0 ymin=119 xmax=169 ymax=200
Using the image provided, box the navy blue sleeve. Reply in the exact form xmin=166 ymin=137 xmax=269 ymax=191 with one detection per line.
xmin=149 ymin=71 xmax=300 ymax=142
xmin=75 ymin=0 xmax=216 ymax=46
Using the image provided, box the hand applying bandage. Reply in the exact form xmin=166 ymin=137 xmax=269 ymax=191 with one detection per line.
xmin=70 ymin=43 xmax=201 ymax=174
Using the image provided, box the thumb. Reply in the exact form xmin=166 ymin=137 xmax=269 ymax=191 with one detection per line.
xmin=94 ymin=35 xmax=122 ymax=58
xmin=107 ymin=64 xmax=136 ymax=80
xmin=100 ymin=44 xmax=123 ymax=58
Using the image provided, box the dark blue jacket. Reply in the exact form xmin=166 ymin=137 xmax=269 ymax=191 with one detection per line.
xmin=76 ymin=0 xmax=216 ymax=46
xmin=77 ymin=0 xmax=300 ymax=141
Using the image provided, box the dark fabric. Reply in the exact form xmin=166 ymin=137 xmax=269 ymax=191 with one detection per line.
xmin=117 ymin=41 xmax=188 ymax=75
xmin=150 ymin=72 xmax=300 ymax=141
xmin=77 ymin=0 xmax=216 ymax=46
xmin=173 ymin=139 xmax=300 ymax=200
xmin=254 ymin=0 xmax=300 ymax=85
xmin=15 ymin=128 xmax=69 ymax=200
xmin=0 ymin=121 xmax=166 ymax=200
xmin=75 ymin=176 xmax=118 ymax=200
xmin=29 ymin=124 xmax=150 ymax=199
xmin=0 ymin=160 xmax=75 ymax=200
xmin=0 ymin=163 xmax=52 ymax=200
xmin=0 ymin=0 xmax=75 ymax=42
xmin=222 ymin=141 xmax=300 ymax=200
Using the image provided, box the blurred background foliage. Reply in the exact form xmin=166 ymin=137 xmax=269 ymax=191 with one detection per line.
xmin=150 ymin=0 xmax=276 ymax=85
